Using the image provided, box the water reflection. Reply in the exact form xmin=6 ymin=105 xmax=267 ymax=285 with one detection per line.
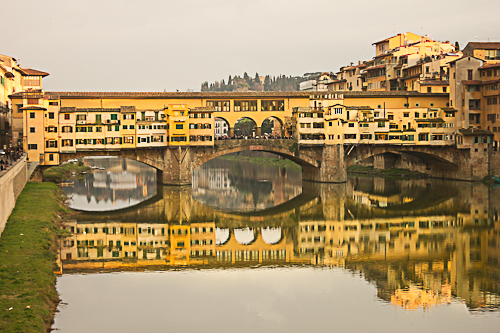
xmin=192 ymin=157 xmax=302 ymax=212
xmin=59 ymin=175 xmax=500 ymax=313
xmin=62 ymin=157 xmax=157 ymax=211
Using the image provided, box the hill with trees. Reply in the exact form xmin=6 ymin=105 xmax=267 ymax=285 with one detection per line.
xmin=201 ymin=73 xmax=299 ymax=92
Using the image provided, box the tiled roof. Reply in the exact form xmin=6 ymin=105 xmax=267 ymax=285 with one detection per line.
xmin=20 ymin=106 xmax=46 ymax=110
xmin=45 ymin=91 xmax=314 ymax=99
xmin=459 ymin=128 xmax=493 ymax=136
xmin=420 ymin=80 xmax=449 ymax=86
xmin=465 ymin=42 xmax=500 ymax=50
xmin=462 ymin=80 xmax=483 ymax=85
xmin=345 ymin=106 xmax=373 ymax=110
xmin=365 ymin=64 xmax=386 ymax=71
xmin=189 ymin=106 xmax=216 ymax=112
xmin=479 ymin=63 xmax=500 ymax=70
xmin=14 ymin=68 xmax=49 ymax=77
xmin=416 ymin=118 xmax=445 ymax=123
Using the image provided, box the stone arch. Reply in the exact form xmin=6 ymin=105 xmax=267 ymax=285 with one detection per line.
xmin=346 ymin=145 xmax=461 ymax=170
xmin=191 ymin=140 xmax=320 ymax=170
xmin=58 ymin=149 xmax=166 ymax=172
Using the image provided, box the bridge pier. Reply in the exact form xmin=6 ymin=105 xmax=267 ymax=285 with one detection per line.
xmin=302 ymin=145 xmax=347 ymax=183
xmin=160 ymin=147 xmax=193 ymax=185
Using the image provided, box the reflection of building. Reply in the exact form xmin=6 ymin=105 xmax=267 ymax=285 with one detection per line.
xmin=60 ymin=176 xmax=500 ymax=313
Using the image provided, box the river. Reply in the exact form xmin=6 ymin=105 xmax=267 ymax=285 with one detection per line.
xmin=52 ymin=156 xmax=500 ymax=332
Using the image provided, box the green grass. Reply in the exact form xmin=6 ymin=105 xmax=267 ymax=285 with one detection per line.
xmin=219 ymin=156 xmax=301 ymax=169
xmin=43 ymin=162 xmax=91 ymax=183
xmin=0 ymin=183 xmax=68 ymax=332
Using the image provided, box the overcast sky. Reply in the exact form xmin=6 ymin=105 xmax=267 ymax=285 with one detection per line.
xmin=3 ymin=0 xmax=499 ymax=92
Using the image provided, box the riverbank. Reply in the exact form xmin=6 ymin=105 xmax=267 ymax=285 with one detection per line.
xmin=347 ymin=165 xmax=429 ymax=178
xmin=0 ymin=182 xmax=67 ymax=332
xmin=43 ymin=162 xmax=91 ymax=183
xmin=219 ymin=155 xmax=301 ymax=169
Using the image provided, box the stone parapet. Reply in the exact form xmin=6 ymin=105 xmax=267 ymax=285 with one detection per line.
xmin=0 ymin=155 xmax=28 ymax=236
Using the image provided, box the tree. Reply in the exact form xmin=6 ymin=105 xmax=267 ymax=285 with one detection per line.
xmin=455 ymin=41 xmax=460 ymax=51
xmin=243 ymin=72 xmax=252 ymax=86
xmin=263 ymin=75 xmax=271 ymax=91
xmin=201 ymin=81 xmax=209 ymax=91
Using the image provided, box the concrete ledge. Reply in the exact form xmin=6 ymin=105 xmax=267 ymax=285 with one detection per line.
xmin=0 ymin=155 xmax=28 ymax=236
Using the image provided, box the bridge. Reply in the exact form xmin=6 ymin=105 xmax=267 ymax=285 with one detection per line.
xmin=58 ymin=138 xmax=490 ymax=184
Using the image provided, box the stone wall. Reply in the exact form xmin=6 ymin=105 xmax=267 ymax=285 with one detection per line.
xmin=0 ymin=155 xmax=27 ymax=236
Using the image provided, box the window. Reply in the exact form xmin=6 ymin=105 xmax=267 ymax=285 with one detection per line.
xmin=171 ymin=136 xmax=187 ymax=142
xmin=207 ymin=100 xmax=230 ymax=111
xmin=234 ymin=100 xmax=257 ymax=111
xmin=469 ymin=99 xmax=481 ymax=110
xmin=334 ymin=107 xmax=342 ymax=115
xmin=45 ymin=140 xmax=58 ymax=148
xmin=87 ymin=126 xmax=93 ymax=132
xmin=30 ymin=112 xmax=35 ymax=119
xmin=30 ymin=127 xmax=35 ymax=133
xmin=96 ymin=127 xmax=102 ymax=132
xmin=49 ymin=101 xmax=58 ymax=106
xmin=123 ymin=136 xmax=134 ymax=144
xmin=23 ymin=76 xmax=40 ymax=86
xmin=27 ymin=98 xmax=39 ymax=105
xmin=261 ymin=100 xmax=285 ymax=111
xmin=129 ymin=125 xmax=135 ymax=130
xmin=28 ymin=144 xmax=37 ymax=150
xmin=62 ymin=139 xmax=73 ymax=147
xmin=64 ymin=114 xmax=70 ymax=120
xmin=403 ymin=112 xmax=409 ymax=117
xmin=76 ymin=126 xmax=87 ymax=132
xmin=377 ymin=122 xmax=385 ymax=128
xmin=175 ymin=124 xmax=183 ymax=129
xmin=46 ymin=126 xmax=57 ymax=133
xmin=123 ymin=125 xmax=128 ymax=129
xmin=348 ymin=123 xmax=354 ymax=127
xmin=111 ymin=114 xmax=117 ymax=120
xmin=76 ymin=114 xmax=86 ymax=121
xmin=95 ymin=114 xmax=102 ymax=123
xmin=427 ymin=87 xmax=432 ymax=93
xmin=48 ymin=112 xmax=54 ymax=119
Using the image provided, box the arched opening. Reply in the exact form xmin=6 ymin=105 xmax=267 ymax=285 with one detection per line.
xmin=234 ymin=117 xmax=257 ymax=138
xmin=214 ymin=117 xmax=230 ymax=140
xmin=261 ymin=116 xmax=284 ymax=138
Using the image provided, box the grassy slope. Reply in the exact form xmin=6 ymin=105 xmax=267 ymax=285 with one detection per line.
xmin=43 ymin=163 xmax=91 ymax=183
xmin=219 ymin=155 xmax=301 ymax=169
xmin=0 ymin=182 xmax=66 ymax=332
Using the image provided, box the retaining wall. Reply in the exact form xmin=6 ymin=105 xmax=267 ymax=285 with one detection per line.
xmin=0 ymin=156 xmax=27 ymax=235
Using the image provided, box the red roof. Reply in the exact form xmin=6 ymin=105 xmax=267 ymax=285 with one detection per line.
xmin=365 ymin=64 xmax=386 ymax=71
xmin=15 ymin=67 xmax=49 ymax=77
xmin=462 ymin=80 xmax=482 ymax=85
xmin=479 ymin=63 xmax=500 ymax=70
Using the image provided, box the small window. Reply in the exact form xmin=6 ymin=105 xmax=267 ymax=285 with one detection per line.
xmin=176 ymin=124 xmax=183 ymax=129
xmin=30 ymin=112 xmax=35 ymax=119
xmin=30 ymin=127 xmax=35 ymax=133
xmin=48 ymin=112 xmax=55 ymax=119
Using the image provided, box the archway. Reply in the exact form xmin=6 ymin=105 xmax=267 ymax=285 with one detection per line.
xmin=234 ymin=117 xmax=257 ymax=138
xmin=261 ymin=116 xmax=284 ymax=138
xmin=214 ymin=117 xmax=230 ymax=139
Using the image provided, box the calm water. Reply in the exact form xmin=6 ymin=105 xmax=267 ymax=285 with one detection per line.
xmin=53 ymin=157 xmax=500 ymax=332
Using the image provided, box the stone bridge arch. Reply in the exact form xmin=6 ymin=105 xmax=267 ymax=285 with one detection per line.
xmin=345 ymin=144 xmax=485 ymax=180
xmin=191 ymin=139 xmax=320 ymax=170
